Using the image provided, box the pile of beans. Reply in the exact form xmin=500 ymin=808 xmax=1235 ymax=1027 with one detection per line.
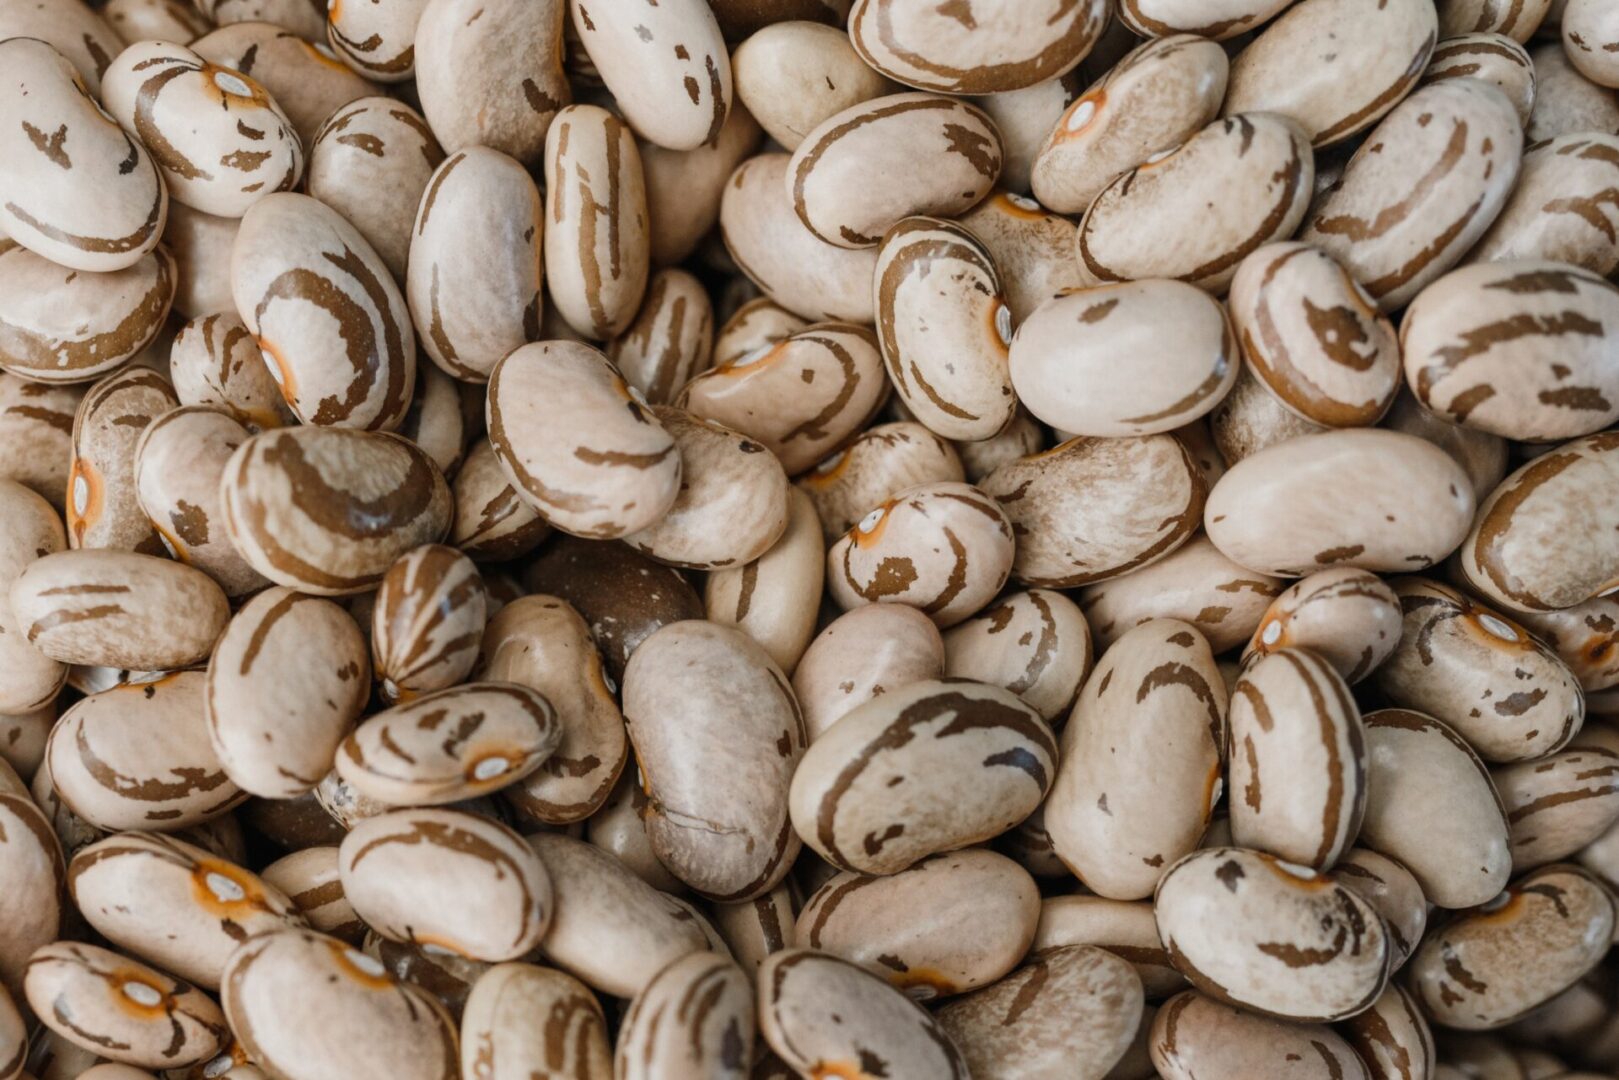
xmin=4 ymin=0 xmax=1619 ymax=1076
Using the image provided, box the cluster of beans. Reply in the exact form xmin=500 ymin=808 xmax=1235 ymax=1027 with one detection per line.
xmin=4 ymin=0 xmax=1619 ymax=1077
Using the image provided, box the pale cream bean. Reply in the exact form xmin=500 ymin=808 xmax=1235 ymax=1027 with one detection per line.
xmin=0 ymin=768 xmax=64 ymax=998
xmin=847 ymin=0 xmax=1108 ymax=94
xmin=1047 ymin=620 xmax=1225 ymax=900
xmin=1077 ymin=114 xmax=1312 ymax=294
xmin=1031 ymin=35 xmax=1229 ymax=215
xmin=1228 ymin=242 xmax=1400 ymax=428
xmin=1118 ymin=0 xmax=1292 ymax=39
xmin=68 ymin=832 xmax=303 ymax=989
xmin=1376 ymin=577 xmax=1583 ymax=762
xmin=0 ymin=375 xmax=80 ymax=513
xmin=1154 ymin=846 xmax=1391 ymax=1022
xmin=339 ymin=807 xmax=551 ymax=962
xmin=789 ymin=678 xmax=1056 ymax=875
xmin=191 ymin=23 xmax=376 ymax=146
xmin=622 ymin=407 xmax=789 ymax=570
xmin=1225 ymin=0 xmax=1438 ymax=147
xmin=787 ymin=93 xmax=1003 ymax=249
xmin=1564 ymin=0 xmax=1619 ymax=87
xmin=132 ymin=406 xmax=265 ymax=597
xmin=1402 ymin=260 xmax=1619 ymax=441
xmin=220 ymin=425 xmax=451 ymax=594
xmin=1228 ymin=648 xmax=1366 ymax=870
xmin=1150 ymin=990 xmax=1372 ymax=1080
xmin=486 ymin=341 xmax=678 ymax=538
xmin=1359 ymin=707 xmax=1513 ymax=909
xmin=756 ymin=948 xmax=968 ymax=1080
xmin=680 ymin=322 xmax=887 ymax=476
xmin=1423 ymin=32 xmax=1537 ymax=123
xmin=1011 ymin=280 xmax=1237 ymax=437
xmin=718 ymin=153 xmax=878 ymax=323
xmin=791 ymin=603 xmax=944 ymax=741
xmin=104 ymin=0 xmax=212 ymax=45
xmin=937 ymin=945 xmax=1142 ymax=1080
xmin=48 ymin=672 xmax=244 ymax=832
xmin=1515 ymin=597 xmax=1619 ymax=692
xmin=0 ymin=482 xmax=67 ymax=715
xmin=0 ymin=704 xmax=52 ymax=782
xmin=448 ymin=439 xmax=550 ymax=563
xmin=569 ymin=0 xmax=730 ymax=151
xmin=733 ymin=21 xmax=893 ymax=151
xmin=460 ymin=963 xmax=611 ymax=1080
xmin=24 ymin=942 xmax=226 ymax=1069
xmin=796 ymin=849 xmax=1039 ymax=1000
xmin=711 ymin=885 xmax=796 ymax=978
xmin=68 ymin=367 xmax=178 ymax=556
xmin=1381 ymin=387 xmax=1508 ymax=501
xmin=1340 ymin=983 xmax=1436 ymax=1080
xmin=101 ymin=41 xmax=301 ymax=218
xmin=0 ymin=241 xmax=174 ymax=386
xmin=1204 ymin=429 xmax=1476 ymax=576
xmin=1209 ymin=362 xmax=1328 ymax=465
xmin=260 ymin=846 xmax=364 ymax=943
xmin=542 ymin=104 xmax=649 ymax=341
xmin=476 ymin=595 xmax=626 ymax=824
xmin=956 ymin=192 xmax=1084 ymax=325
xmin=1527 ymin=39 xmax=1619 ymax=142
xmin=797 ymin=422 xmax=963 ymax=541
xmin=826 ymin=480 xmax=1013 ymax=629
xmin=1032 ymin=895 xmax=1182 ymax=998
xmin=222 ymin=928 xmax=458 ymax=1080
xmin=1494 ymin=746 xmax=1619 ymax=871
xmin=307 ymin=97 xmax=444 ymax=281
xmin=1440 ymin=0 xmax=1553 ymax=40
xmin=231 ymin=192 xmax=415 ymax=431
xmin=622 ymin=621 xmax=803 ymax=901
xmin=168 ymin=313 xmax=295 ymax=433
xmin=874 ymin=217 xmax=1015 ymax=441
xmin=371 ymin=545 xmax=486 ymax=704
xmin=336 ymin=683 xmax=560 ymax=806
xmin=1079 ymin=534 xmax=1283 ymax=654
xmin=526 ymin=832 xmax=712 ymax=998
xmin=165 ymin=203 xmax=239 ymax=322
xmin=0 ymin=38 xmax=167 ymax=273
xmin=981 ymin=433 xmax=1206 ymax=588
xmin=407 ymin=148 xmax=542 ymax=382
xmin=0 ymin=0 xmax=122 ymax=95
xmin=616 ymin=952 xmax=753 ymax=1080
xmin=607 ymin=269 xmax=714 ymax=405
xmin=1409 ymin=864 xmax=1614 ymax=1030
xmin=324 ymin=0 xmax=426 ymax=80
xmin=712 ymin=298 xmax=807 ymax=370
xmin=413 ymin=0 xmax=567 ymax=167
xmin=207 ymin=587 xmax=369 ymax=799
xmin=943 ymin=589 xmax=1091 ymax=722
xmin=583 ymin=763 xmax=686 ymax=894
xmin=705 ymin=487 xmax=824 ymax=674
xmin=1301 ymin=79 xmax=1523 ymax=312
xmin=642 ymin=104 xmax=762 ymax=268
xmin=1326 ymin=849 xmax=1429 ymax=972
xmin=12 ymin=550 xmax=227 ymax=670
xmin=1244 ymin=568 xmax=1402 ymax=683
xmin=1462 ymin=431 xmax=1619 ymax=613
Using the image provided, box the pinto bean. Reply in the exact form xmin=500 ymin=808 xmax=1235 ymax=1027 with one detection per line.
xmin=796 ymin=422 xmax=962 ymax=541
xmin=458 ymin=962 xmax=612 ymax=1080
xmin=734 ymin=21 xmax=893 ymax=151
xmin=1243 ymin=568 xmax=1401 ymax=683
xmin=68 ymin=367 xmax=178 ymax=556
xmin=371 ymin=545 xmax=486 ymax=704
xmin=1150 ymin=990 xmax=1372 ymax=1080
xmin=791 ymin=602 xmax=944 ymax=741
xmin=1423 ymin=32 xmax=1537 ymax=123
xmin=955 ymin=192 xmax=1084 ymax=324
xmin=192 ymin=23 xmax=377 ymax=148
xmin=1493 ymin=746 xmax=1619 ymax=871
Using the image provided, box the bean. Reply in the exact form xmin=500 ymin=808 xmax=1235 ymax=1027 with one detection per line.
xmin=1493 ymin=746 xmax=1619 ymax=871
xmin=704 ymin=486 xmax=825 ymax=673
xmin=1244 ymin=568 xmax=1401 ymax=683
xmin=193 ymin=23 xmax=376 ymax=148
xmin=459 ymin=962 xmax=611 ymax=1080
xmin=68 ymin=367 xmax=178 ymax=556
xmin=615 ymin=952 xmax=753 ymax=1080
xmin=641 ymin=104 xmax=763 ymax=269
xmin=0 ymin=765 xmax=65 ymax=998
xmin=1331 ymin=848 xmax=1429 ymax=972
xmin=260 ymin=846 xmax=364 ymax=944
xmin=943 ymin=588 xmax=1091 ymax=721
xmin=1150 ymin=989 xmax=1372 ymax=1080
xmin=796 ymin=422 xmax=962 ymax=540
xmin=791 ymin=603 xmax=944 ymax=741
xmin=1422 ymin=33 xmax=1538 ymax=124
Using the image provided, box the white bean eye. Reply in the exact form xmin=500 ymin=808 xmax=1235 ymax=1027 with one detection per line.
xmin=1005 ymin=193 xmax=1040 ymax=211
xmin=857 ymin=507 xmax=885 ymax=534
xmin=994 ymin=305 xmax=1012 ymax=346
xmin=472 ymin=757 xmax=510 ymax=781
xmin=72 ymin=474 xmax=89 ymax=516
xmin=732 ymin=344 xmax=773 ymax=369
xmin=213 ymin=70 xmax=253 ymax=97
xmin=345 ymin=949 xmax=386 ymax=977
xmin=122 ymin=981 xmax=162 ymax=1006
xmin=1065 ymin=99 xmax=1097 ymax=133
xmin=1476 ymin=612 xmax=1519 ymax=643
xmin=1260 ymin=620 xmax=1283 ymax=646
xmin=204 ymin=871 xmax=245 ymax=902
xmin=1273 ymin=858 xmax=1318 ymax=880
